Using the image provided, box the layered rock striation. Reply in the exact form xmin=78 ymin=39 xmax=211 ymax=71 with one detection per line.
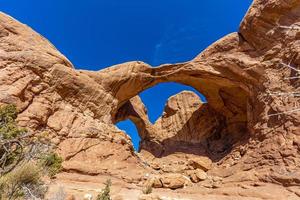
xmin=0 ymin=0 xmax=300 ymax=199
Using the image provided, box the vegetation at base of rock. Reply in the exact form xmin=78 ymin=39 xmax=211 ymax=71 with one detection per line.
xmin=0 ymin=162 xmax=46 ymax=200
xmin=40 ymin=152 xmax=63 ymax=178
xmin=142 ymin=185 xmax=152 ymax=194
xmin=0 ymin=104 xmax=26 ymax=174
xmin=0 ymin=104 xmax=55 ymax=199
xmin=97 ymin=179 xmax=112 ymax=200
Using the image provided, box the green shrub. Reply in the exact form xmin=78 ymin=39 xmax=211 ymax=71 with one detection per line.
xmin=0 ymin=104 xmax=27 ymax=140
xmin=97 ymin=179 xmax=112 ymax=200
xmin=0 ymin=104 xmax=17 ymax=122
xmin=40 ymin=152 xmax=63 ymax=178
xmin=0 ymin=104 xmax=27 ymax=174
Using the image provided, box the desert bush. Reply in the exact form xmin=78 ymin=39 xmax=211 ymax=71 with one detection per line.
xmin=96 ymin=179 xmax=112 ymax=200
xmin=40 ymin=152 xmax=63 ymax=178
xmin=0 ymin=104 xmax=27 ymax=175
xmin=0 ymin=104 xmax=27 ymax=140
xmin=0 ymin=104 xmax=17 ymax=123
xmin=0 ymin=105 xmax=49 ymax=199
xmin=142 ymin=184 xmax=152 ymax=194
xmin=0 ymin=162 xmax=45 ymax=200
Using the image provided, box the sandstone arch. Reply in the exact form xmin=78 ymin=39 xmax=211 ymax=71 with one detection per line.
xmin=103 ymin=60 xmax=252 ymax=124
xmin=97 ymin=39 xmax=255 ymax=160
xmin=113 ymin=90 xmax=224 ymax=157
xmin=113 ymin=71 xmax=248 ymax=157
xmin=0 ymin=0 xmax=300 ymax=198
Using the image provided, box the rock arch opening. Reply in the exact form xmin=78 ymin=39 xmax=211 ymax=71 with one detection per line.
xmin=107 ymin=61 xmax=251 ymax=163
xmin=116 ymin=119 xmax=141 ymax=151
xmin=139 ymin=82 xmax=207 ymax=123
xmin=115 ymin=82 xmax=207 ymax=151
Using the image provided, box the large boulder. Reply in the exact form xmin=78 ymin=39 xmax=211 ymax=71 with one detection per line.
xmin=160 ymin=174 xmax=190 ymax=189
xmin=186 ymin=169 xmax=207 ymax=183
xmin=145 ymin=174 xmax=190 ymax=189
xmin=188 ymin=157 xmax=213 ymax=172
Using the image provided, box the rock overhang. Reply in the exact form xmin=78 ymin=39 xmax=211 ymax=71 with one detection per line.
xmin=0 ymin=0 xmax=300 ymax=197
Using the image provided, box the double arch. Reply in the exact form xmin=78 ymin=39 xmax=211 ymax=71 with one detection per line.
xmin=99 ymin=60 xmax=253 ymax=159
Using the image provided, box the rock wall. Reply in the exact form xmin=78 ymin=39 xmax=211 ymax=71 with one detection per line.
xmin=0 ymin=0 xmax=300 ymax=199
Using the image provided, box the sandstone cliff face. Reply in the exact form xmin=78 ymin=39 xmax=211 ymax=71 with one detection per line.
xmin=154 ymin=91 xmax=216 ymax=143
xmin=0 ymin=0 xmax=300 ymax=199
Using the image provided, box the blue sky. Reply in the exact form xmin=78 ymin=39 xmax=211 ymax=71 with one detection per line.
xmin=1 ymin=0 xmax=252 ymax=150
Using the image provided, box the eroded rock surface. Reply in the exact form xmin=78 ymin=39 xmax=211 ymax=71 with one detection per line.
xmin=0 ymin=0 xmax=300 ymax=199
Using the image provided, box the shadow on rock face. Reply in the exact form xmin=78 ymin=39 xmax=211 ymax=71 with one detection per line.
xmin=114 ymin=89 xmax=251 ymax=171
xmin=1 ymin=0 xmax=300 ymax=196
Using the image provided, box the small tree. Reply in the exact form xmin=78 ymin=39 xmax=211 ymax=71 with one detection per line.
xmin=0 ymin=104 xmax=26 ymax=175
xmin=0 ymin=104 xmax=48 ymax=199
xmin=97 ymin=179 xmax=112 ymax=200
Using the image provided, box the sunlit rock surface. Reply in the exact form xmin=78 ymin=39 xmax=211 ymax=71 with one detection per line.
xmin=0 ymin=0 xmax=300 ymax=198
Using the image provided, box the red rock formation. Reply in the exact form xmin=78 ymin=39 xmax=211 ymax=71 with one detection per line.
xmin=0 ymin=0 xmax=300 ymax=199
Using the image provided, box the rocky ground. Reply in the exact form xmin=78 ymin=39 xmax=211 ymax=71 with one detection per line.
xmin=0 ymin=0 xmax=300 ymax=199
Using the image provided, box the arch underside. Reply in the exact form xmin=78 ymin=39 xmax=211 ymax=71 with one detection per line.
xmin=110 ymin=61 xmax=251 ymax=161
